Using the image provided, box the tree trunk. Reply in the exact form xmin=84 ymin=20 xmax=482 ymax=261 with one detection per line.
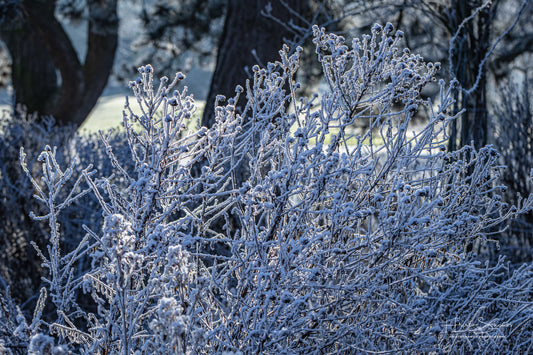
xmin=0 ymin=13 xmax=58 ymax=116
xmin=446 ymin=0 xmax=494 ymax=151
xmin=202 ymin=0 xmax=309 ymax=128
xmin=0 ymin=0 xmax=118 ymax=128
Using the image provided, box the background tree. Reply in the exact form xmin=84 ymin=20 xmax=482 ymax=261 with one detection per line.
xmin=493 ymin=76 xmax=533 ymax=262
xmin=0 ymin=0 xmax=119 ymax=127
xmin=0 ymin=0 xmax=319 ymax=129
xmin=200 ymin=0 xmax=312 ymax=127
xmin=132 ymin=0 xmax=226 ymax=82
xmin=122 ymin=0 xmax=322 ymax=128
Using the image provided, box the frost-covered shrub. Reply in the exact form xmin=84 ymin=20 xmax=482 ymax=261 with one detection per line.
xmin=0 ymin=111 xmax=95 ymax=303
xmin=0 ymin=108 xmax=133 ymax=305
xmin=3 ymin=23 xmax=533 ymax=353
xmin=0 ymin=110 xmax=132 ymax=351
xmin=0 ymin=111 xmax=73 ymax=302
xmin=493 ymin=78 xmax=533 ymax=263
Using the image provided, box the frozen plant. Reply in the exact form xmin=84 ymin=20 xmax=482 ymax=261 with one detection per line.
xmin=493 ymin=77 xmax=533 ymax=263
xmin=0 ymin=109 xmax=131 ymax=305
xmin=5 ymin=23 xmax=533 ymax=353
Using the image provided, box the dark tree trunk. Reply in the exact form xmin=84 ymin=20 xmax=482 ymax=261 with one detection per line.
xmin=446 ymin=0 xmax=495 ymax=151
xmin=0 ymin=13 xmax=58 ymax=116
xmin=202 ymin=0 xmax=309 ymax=128
xmin=0 ymin=0 xmax=118 ymax=128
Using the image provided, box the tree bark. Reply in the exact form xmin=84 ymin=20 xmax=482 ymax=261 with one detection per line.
xmin=0 ymin=0 xmax=118 ymax=128
xmin=201 ymin=0 xmax=309 ymax=128
xmin=446 ymin=0 xmax=494 ymax=151
xmin=0 ymin=11 xmax=58 ymax=116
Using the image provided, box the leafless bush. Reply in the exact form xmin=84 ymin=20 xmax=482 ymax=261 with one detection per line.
xmin=493 ymin=77 xmax=533 ymax=263
xmin=2 ymin=24 xmax=533 ymax=353
xmin=0 ymin=108 xmax=131 ymax=305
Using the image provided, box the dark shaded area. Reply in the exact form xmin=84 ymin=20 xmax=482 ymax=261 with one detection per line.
xmin=444 ymin=0 xmax=492 ymax=151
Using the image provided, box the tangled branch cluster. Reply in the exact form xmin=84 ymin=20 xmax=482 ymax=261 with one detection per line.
xmin=1 ymin=24 xmax=533 ymax=354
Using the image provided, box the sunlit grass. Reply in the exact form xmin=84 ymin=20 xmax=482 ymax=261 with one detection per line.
xmin=313 ymin=127 xmax=386 ymax=146
xmin=79 ymin=94 xmax=205 ymax=134
xmin=80 ymin=95 xmax=432 ymax=148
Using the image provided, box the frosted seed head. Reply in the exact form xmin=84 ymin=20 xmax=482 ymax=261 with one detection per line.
xmin=407 ymin=104 xmax=418 ymax=114
xmin=450 ymin=79 xmax=459 ymax=88
xmin=197 ymin=127 xmax=207 ymax=137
